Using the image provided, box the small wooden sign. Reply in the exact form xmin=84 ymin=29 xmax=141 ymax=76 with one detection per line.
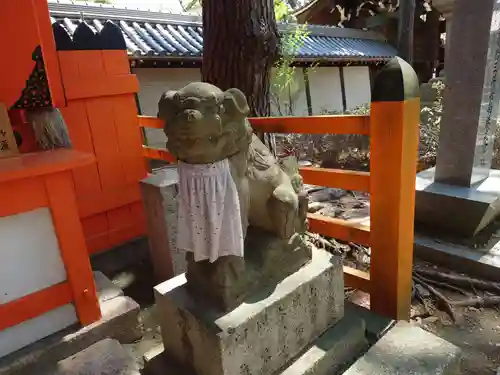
xmin=0 ymin=103 xmax=19 ymax=159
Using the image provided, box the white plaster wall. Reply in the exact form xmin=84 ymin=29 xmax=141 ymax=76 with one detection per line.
xmin=270 ymin=68 xmax=309 ymax=117
xmin=0 ymin=305 xmax=77 ymax=358
xmin=0 ymin=208 xmax=67 ymax=303
xmin=308 ymin=67 xmax=344 ymax=114
xmin=343 ymin=66 xmax=371 ymax=110
xmin=135 ymin=68 xmax=202 ymax=116
xmin=0 ymin=208 xmax=77 ymax=357
xmin=290 ymin=69 xmax=309 ymax=117
xmin=135 ymin=68 xmax=202 ymax=148
xmin=135 ymin=66 xmax=372 ymax=130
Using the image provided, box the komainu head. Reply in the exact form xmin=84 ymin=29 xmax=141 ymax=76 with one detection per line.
xmin=158 ymin=82 xmax=253 ymax=164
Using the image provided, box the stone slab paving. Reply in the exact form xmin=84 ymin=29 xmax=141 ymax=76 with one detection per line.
xmin=46 ymin=339 xmax=139 ymax=375
xmin=344 ymin=301 xmax=395 ymax=342
xmin=279 ymin=315 xmax=368 ymax=375
xmin=343 ymin=321 xmax=462 ymax=375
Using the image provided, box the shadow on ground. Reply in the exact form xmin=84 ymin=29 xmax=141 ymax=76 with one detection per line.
xmin=90 ymin=237 xmax=163 ymax=370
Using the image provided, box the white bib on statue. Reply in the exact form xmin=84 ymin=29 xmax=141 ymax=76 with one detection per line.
xmin=176 ymin=159 xmax=244 ymax=263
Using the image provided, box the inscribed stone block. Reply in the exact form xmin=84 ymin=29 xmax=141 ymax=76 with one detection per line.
xmin=154 ymin=248 xmax=344 ymax=375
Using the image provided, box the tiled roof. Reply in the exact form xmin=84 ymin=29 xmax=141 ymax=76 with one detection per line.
xmin=48 ymin=1 xmax=398 ymax=63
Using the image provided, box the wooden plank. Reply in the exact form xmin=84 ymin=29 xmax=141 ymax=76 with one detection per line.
xmin=60 ymin=88 xmax=102 ymax=201
xmin=143 ymin=146 xmax=176 ymax=163
xmin=107 ymin=205 xmax=133 ymax=246
xmin=369 ymin=97 xmax=419 ymax=320
xmin=1 ymin=1 xmax=44 ymax=107
xmin=45 ymin=171 xmax=101 ymax=325
xmin=103 ymin=50 xmax=131 ymax=76
xmin=87 ymin=221 xmax=145 ymax=255
xmin=64 ymin=74 xmax=139 ymax=100
xmin=57 ymin=51 xmax=80 ymax=82
xmin=138 ymin=116 xmax=163 ymax=129
xmin=83 ymin=202 xmax=146 ymax=255
xmin=249 ymin=115 xmax=370 ymax=135
xmin=113 ymin=95 xmax=146 ymax=184
xmin=138 ymin=115 xmax=370 ymax=135
xmin=343 ymin=266 xmax=371 ymax=293
xmin=0 ymin=149 xmax=94 ymax=183
xmin=32 ymin=0 xmax=66 ymax=107
xmin=0 ymin=282 xmax=72 ymax=331
xmin=76 ymin=51 xmax=106 ymax=80
xmin=300 ymin=167 xmax=370 ymax=192
xmin=307 ymin=213 xmax=370 ymax=246
xmin=82 ymin=214 xmax=110 ymax=254
xmin=0 ymin=177 xmax=47 ymax=217
xmin=86 ymin=97 xmax=126 ymax=192
xmin=77 ymin=184 xmax=140 ymax=218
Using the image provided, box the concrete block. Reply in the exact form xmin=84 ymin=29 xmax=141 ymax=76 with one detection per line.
xmin=94 ymin=271 xmax=123 ymax=303
xmin=0 ymin=295 xmax=140 ymax=375
xmin=414 ymin=232 xmax=500 ymax=282
xmin=143 ymin=344 xmax=164 ymax=365
xmin=343 ymin=321 xmax=462 ymax=375
xmin=140 ymin=167 xmax=186 ymax=282
xmin=279 ymin=315 xmax=368 ymax=375
xmin=415 ymin=168 xmax=500 ymax=236
xmin=344 ymin=301 xmax=395 ymax=342
xmin=154 ymin=248 xmax=344 ymax=375
xmin=46 ymin=339 xmax=139 ymax=375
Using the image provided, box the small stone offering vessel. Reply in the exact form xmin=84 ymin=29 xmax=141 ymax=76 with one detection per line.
xmin=158 ymin=82 xmax=311 ymax=311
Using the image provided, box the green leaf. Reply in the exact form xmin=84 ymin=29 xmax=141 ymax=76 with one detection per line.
xmin=275 ymin=0 xmax=289 ymax=21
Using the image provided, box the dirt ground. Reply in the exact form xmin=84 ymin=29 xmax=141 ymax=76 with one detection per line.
xmin=410 ymin=262 xmax=500 ymax=375
xmin=346 ymin=254 xmax=500 ymax=374
xmin=421 ymin=305 xmax=500 ymax=375
xmin=91 ymin=238 xmax=500 ymax=374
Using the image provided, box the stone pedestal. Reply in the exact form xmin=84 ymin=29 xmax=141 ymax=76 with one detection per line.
xmin=154 ymin=248 xmax=345 ymax=375
xmin=140 ymin=167 xmax=186 ymax=282
xmin=415 ymin=168 xmax=500 ymax=236
xmin=416 ymin=0 xmax=500 ymax=235
xmin=185 ymin=228 xmax=312 ymax=312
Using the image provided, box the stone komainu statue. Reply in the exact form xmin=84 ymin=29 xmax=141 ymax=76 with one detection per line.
xmin=158 ymin=82 xmax=310 ymax=311
xmin=158 ymin=82 xmax=308 ymax=241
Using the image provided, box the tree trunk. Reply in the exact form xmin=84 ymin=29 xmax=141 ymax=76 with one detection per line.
xmin=202 ymin=0 xmax=279 ymax=116
xmin=397 ymin=0 xmax=416 ymax=64
xmin=202 ymin=0 xmax=280 ymax=153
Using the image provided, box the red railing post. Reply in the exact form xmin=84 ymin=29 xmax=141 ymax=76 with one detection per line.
xmin=369 ymin=57 xmax=420 ymax=320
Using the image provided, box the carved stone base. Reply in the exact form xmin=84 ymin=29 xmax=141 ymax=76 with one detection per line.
xmin=185 ymin=227 xmax=312 ymax=313
xmin=154 ymin=248 xmax=343 ymax=375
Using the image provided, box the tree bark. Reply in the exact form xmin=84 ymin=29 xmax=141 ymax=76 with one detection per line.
xmin=397 ymin=0 xmax=416 ymax=64
xmin=201 ymin=0 xmax=280 ymax=117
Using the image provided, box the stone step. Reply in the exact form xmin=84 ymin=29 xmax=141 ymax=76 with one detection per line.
xmin=278 ymin=315 xmax=368 ymax=375
xmin=44 ymin=339 xmax=139 ymax=375
xmin=342 ymin=321 xmax=462 ymax=375
xmin=154 ymin=248 xmax=344 ymax=375
xmin=0 ymin=272 xmax=141 ymax=375
xmin=141 ymin=310 xmax=461 ymax=375
xmin=141 ymin=316 xmax=367 ymax=375
xmin=343 ymin=301 xmax=395 ymax=343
